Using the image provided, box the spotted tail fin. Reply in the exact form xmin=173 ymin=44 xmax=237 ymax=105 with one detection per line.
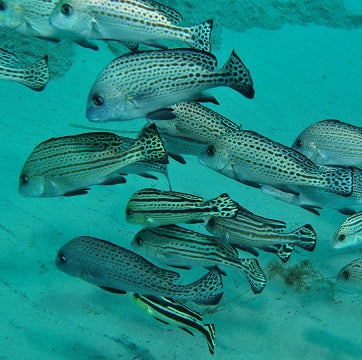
xmin=291 ymin=224 xmax=317 ymax=252
xmin=236 ymin=258 xmax=266 ymax=294
xmin=185 ymin=19 xmax=213 ymax=52
xmin=23 ymin=55 xmax=50 ymax=91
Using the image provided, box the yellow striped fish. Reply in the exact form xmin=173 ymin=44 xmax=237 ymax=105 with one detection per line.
xmin=206 ymin=205 xmax=317 ymax=263
xmin=132 ymin=224 xmax=266 ymax=294
xmin=333 ymin=212 xmax=362 ymax=249
xmin=19 ymin=124 xmax=168 ymax=197
xmin=49 ymin=0 xmax=213 ymax=51
xmin=125 ymin=188 xmax=239 ymax=226
xmin=0 ymin=48 xmax=49 ymax=90
xmin=337 ymin=258 xmax=362 ymax=290
xmin=133 ymin=293 xmax=216 ymax=355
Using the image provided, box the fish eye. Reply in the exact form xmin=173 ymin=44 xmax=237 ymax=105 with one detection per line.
xmin=338 ymin=234 xmax=346 ymax=242
xmin=60 ymin=3 xmax=73 ymax=16
xmin=57 ymin=253 xmax=67 ymax=264
xmin=126 ymin=208 xmax=133 ymax=216
xmin=92 ymin=93 xmax=104 ymax=106
xmin=294 ymin=139 xmax=301 ymax=148
xmin=135 ymin=236 xmax=142 ymax=246
xmin=20 ymin=174 xmax=29 ymax=185
xmin=0 ymin=1 xmax=7 ymax=11
xmin=206 ymin=145 xmax=216 ymax=156
xmin=342 ymin=270 xmax=350 ymax=279
xmin=207 ymin=218 xmax=216 ymax=227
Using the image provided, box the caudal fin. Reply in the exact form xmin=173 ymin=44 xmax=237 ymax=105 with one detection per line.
xmin=221 ymin=50 xmax=254 ymax=99
xmin=291 ymin=224 xmax=317 ymax=252
xmin=207 ymin=193 xmax=239 ymax=219
xmin=185 ymin=19 xmax=213 ymax=52
xmin=237 ymin=258 xmax=266 ymax=294
xmin=23 ymin=55 xmax=50 ymax=91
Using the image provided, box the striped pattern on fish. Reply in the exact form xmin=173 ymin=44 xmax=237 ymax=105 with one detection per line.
xmin=56 ymin=236 xmax=224 ymax=305
xmin=125 ymin=188 xmax=239 ymax=226
xmin=132 ymin=224 xmax=266 ymax=294
xmin=333 ymin=212 xmax=362 ymax=249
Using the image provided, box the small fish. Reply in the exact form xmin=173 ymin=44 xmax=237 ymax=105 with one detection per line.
xmin=148 ymin=101 xmax=240 ymax=155
xmin=206 ymin=205 xmax=317 ymax=263
xmin=0 ymin=48 xmax=49 ymax=90
xmin=337 ymin=258 xmax=362 ymax=290
xmin=86 ymin=48 xmax=254 ymax=122
xmin=333 ymin=212 xmax=362 ymax=249
xmin=292 ymin=119 xmax=362 ymax=168
xmin=0 ymin=0 xmax=98 ymax=50
xmin=19 ymin=124 xmax=168 ymax=197
xmin=56 ymin=236 xmax=224 ymax=305
xmin=133 ymin=293 xmax=216 ymax=355
xmin=132 ymin=224 xmax=266 ymax=294
xmin=125 ymin=188 xmax=239 ymax=226
xmin=198 ymin=130 xmax=355 ymax=200
xmin=49 ymin=0 xmax=213 ymax=52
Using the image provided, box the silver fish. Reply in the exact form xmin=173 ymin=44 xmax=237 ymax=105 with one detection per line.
xmin=56 ymin=236 xmax=224 ymax=305
xmin=49 ymin=0 xmax=213 ymax=51
xmin=86 ymin=48 xmax=254 ymax=122
xmin=148 ymin=101 xmax=240 ymax=156
xmin=0 ymin=48 xmax=49 ymax=90
xmin=292 ymin=119 xmax=362 ymax=168
xmin=132 ymin=224 xmax=266 ymax=294
xmin=333 ymin=212 xmax=362 ymax=249
xmin=19 ymin=124 xmax=168 ymax=197
xmin=0 ymin=0 xmax=98 ymax=50
xmin=198 ymin=130 xmax=355 ymax=200
xmin=206 ymin=205 xmax=317 ymax=263
xmin=133 ymin=293 xmax=216 ymax=355
xmin=337 ymin=258 xmax=362 ymax=290
xmin=125 ymin=188 xmax=239 ymax=226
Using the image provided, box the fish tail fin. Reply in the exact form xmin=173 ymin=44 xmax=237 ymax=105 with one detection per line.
xmin=134 ymin=124 xmax=169 ymax=164
xmin=207 ymin=193 xmax=239 ymax=218
xmin=290 ymin=224 xmax=317 ymax=252
xmin=267 ymin=244 xmax=294 ymax=263
xmin=221 ymin=49 xmax=254 ymax=99
xmin=322 ymin=167 xmax=353 ymax=197
xmin=189 ymin=267 xmax=223 ymax=305
xmin=185 ymin=19 xmax=213 ymax=52
xmin=237 ymin=258 xmax=266 ymax=294
xmin=202 ymin=323 xmax=216 ymax=355
xmin=23 ymin=55 xmax=50 ymax=91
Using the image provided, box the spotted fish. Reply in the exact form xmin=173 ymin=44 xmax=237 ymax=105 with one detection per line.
xmin=292 ymin=119 xmax=362 ymax=168
xmin=19 ymin=124 xmax=168 ymax=197
xmin=0 ymin=48 xmax=49 ymax=90
xmin=337 ymin=258 xmax=362 ymax=290
xmin=56 ymin=236 xmax=224 ymax=305
xmin=133 ymin=293 xmax=216 ymax=355
xmin=125 ymin=188 xmax=239 ymax=226
xmin=148 ymin=101 xmax=240 ymax=156
xmin=198 ymin=130 xmax=355 ymax=200
xmin=333 ymin=212 xmax=362 ymax=249
xmin=0 ymin=0 xmax=98 ymax=50
xmin=132 ymin=224 xmax=266 ymax=294
xmin=86 ymin=48 xmax=254 ymax=122
xmin=49 ymin=0 xmax=213 ymax=52
xmin=206 ymin=205 xmax=317 ymax=263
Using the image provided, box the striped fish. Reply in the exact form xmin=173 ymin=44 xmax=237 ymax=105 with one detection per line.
xmin=132 ymin=224 xmax=266 ymax=294
xmin=19 ymin=124 xmax=168 ymax=197
xmin=125 ymin=188 xmax=239 ymax=226
xmin=0 ymin=48 xmax=49 ymax=91
xmin=292 ymin=119 xmax=362 ymax=168
xmin=337 ymin=258 xmax=362 ymax=290
xmin=148 ymin=101 xmax=240 ymax=156
xmin=133 ymin=293 xmax=216 ymax=355
xmin=206 ymin=205 xmax=317 ymax=263
xmin=49 ymin=0 xmax=213 ymax=51
xmin=333 ymin=212 xmax=362 ymax=249
xmin=56 ymin=236 xmax=224 ymax=305
xmin=86 ymin=48 xmax=254 ymax=122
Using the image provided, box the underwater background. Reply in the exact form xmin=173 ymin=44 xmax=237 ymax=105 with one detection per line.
xmin=1 ymin=0 xmax=362 ymax=359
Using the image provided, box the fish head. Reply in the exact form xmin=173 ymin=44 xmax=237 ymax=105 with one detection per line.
xmin=337 ymin=259 xmax=362 ymax=290
xmin=125 ymin=204 xmax=150 ymax=225
xmin=291 ymin=135 xmax=320 ymax=163
xmin=0 ymin=0 xmax=24 ymax=28
xmin=49 ymin=0 xmax=94 ymax=38
xmin=18 ymin=170 xmax=47 ymax=197
xmin=333 ymin=217 xmax=361 ymax=249
xmin=206 ymin=217 xmax=228 ymax=241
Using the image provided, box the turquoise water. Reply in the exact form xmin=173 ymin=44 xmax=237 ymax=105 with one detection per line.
xmin=1 ymin=3 xmax=362 ymax=359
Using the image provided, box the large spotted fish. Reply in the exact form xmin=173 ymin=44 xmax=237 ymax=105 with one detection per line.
xmin=49 ymin=0 xmax=213 ymax=51
xmin=333 ymin=212 xmax=362 ymax=249
xmin=56 ymin=236 xmax=224 ymax=305
xmin=292 ymin=119 xmax=362 ymax=168
xmin=0 ymin=48 xmax=49 ymax=90
xmin=125 ymin=188 xmax=239 ymax=226
xmin=86 ymin=48 xmax=254 ymax=121
xmin=19 ymin=124 xmax=168 ymax=197
xmin=132 ymin=224 xmax=266 ymax=294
